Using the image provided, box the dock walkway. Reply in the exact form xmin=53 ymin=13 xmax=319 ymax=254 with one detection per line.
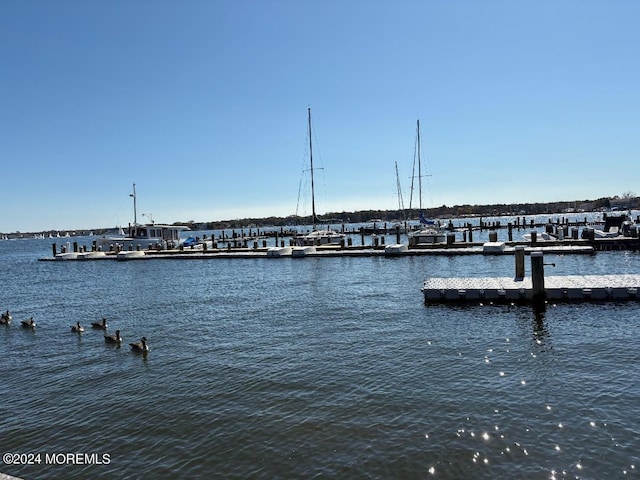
xmin=40 ymin=243 xmax=595 ymax=261
xmin=422 ymin=274 xmax=640 ymax=304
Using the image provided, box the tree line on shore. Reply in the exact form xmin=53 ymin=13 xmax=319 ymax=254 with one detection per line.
xmin=184 ymin=196 xmax=636 ymax=230
xmin=6 ymin=195 xmax=637 ymax=237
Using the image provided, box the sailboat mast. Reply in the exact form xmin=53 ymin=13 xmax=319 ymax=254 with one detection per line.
xmin=417 ymin=119 xmax=422 ymax=212
xmin=308 ymin=107 xmax=317 ymax=230
xmin=395 ymin=161 xmax=405 ymax=216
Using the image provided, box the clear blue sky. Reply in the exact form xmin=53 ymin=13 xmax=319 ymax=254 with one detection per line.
xmin=2 ymin=0 xmax=638 ymax=232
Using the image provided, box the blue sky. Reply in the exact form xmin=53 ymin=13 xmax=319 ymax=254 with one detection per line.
xmin=1 ymin=0 xmax=639 ymax=232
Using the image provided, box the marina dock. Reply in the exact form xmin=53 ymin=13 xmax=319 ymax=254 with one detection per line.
xmin=39 ymin=242 xmax=596 ymax=261
xmin=422 ymin=250 xmax=640 ymax=305
xmin=422 ymin=274 xmax=640 ymax=303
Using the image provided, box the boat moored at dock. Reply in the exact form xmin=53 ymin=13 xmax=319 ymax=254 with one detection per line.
xmin=98 ymin=223 xmax=190 ymax=252
xmin=96 ymin=183 xmax=190 ymax=252
xmin=292 ymin=108 xmax=346 ymax=248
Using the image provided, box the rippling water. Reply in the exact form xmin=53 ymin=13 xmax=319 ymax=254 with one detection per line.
xmin=1 ymin=236 xmax=640 ymax=479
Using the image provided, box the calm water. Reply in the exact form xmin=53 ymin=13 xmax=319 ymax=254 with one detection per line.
xmin=1 ymin=234 xmax=640 ymax=479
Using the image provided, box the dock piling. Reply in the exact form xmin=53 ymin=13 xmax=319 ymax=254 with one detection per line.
xmin=515 ymin=246 xmax=525 ymax=280
xmin=531 ymin=251 xmax=545 ymax=305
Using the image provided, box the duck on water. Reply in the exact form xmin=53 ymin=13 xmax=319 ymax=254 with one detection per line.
xmin=129 ymin=337 xmax=149 ymax=353
xmin=21 ymin=317 xmax=36 ymax=329
xmin=104 ymin=330 xmax=122 ymax=344
xmin=92 ymin=318 xmax=108 ymax=330
xmin=71 ymin=321 xmax=84 ymax=333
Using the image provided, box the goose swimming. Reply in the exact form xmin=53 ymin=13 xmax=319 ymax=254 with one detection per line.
xmin=0 ymin=310 xmax=11 ymax=325
xmin=91 ymin=318 xmax=108 ymax=330
xmin=129 ymin=336 xmax=149 ymax=353
xmin=71 ymin=321 xmax=84 ymax=333
xmin=104 ymin=329 xmax=122 ymax=344
xmin=21 ymin=317 xmax=36 ymax=329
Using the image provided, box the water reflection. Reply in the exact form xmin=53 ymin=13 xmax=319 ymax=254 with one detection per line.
xmin=533 ymin=305 xmax=548 ymax=345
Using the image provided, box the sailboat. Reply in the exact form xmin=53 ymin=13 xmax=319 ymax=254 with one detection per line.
xmin=407 ymin=119 xmax=445 ymax=246
xmin=293 ymin=108 xmax=346 ymax=249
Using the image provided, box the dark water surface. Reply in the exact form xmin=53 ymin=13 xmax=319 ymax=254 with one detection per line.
xmin=1 ymin=237 xmax=639 ymax=479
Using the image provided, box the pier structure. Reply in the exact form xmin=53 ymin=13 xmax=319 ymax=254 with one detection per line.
xmin=422 ymin=249 xmax=640 ymax=305
xmin=42 ymin=213 xmax=640 ymax=261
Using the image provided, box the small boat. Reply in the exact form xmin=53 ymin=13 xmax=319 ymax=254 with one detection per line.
xmin=294 ymin=228 xmax=345 ymax=247
xmin=0 ymin=310 xmax=11 ymax=325
xmin=91 ymin=318 xmax=108 ymax=329
xmin=104 ymin=329 xmax=122 ymax=344
xmin=21 ymin=317 xmax=36 ymax=329
xmin=362 ymin=219 xmax=388 ymax=235
xmin=129 ymin=337 xmax=149 ymax=353
xmin=587 ymin=214 xmax=633 ymax=239
xmin=292 ymin=108 xmax=346 ymax=247
xmin=71 ymin=321 xmax=84 ymax=333
xmin=97 ymin=183 xmax=190 ymax=252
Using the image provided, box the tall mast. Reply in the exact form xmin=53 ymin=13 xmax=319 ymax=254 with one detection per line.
xmin=308 ymin=107 xmax=317 ymax=230
xmin=417 ymin=119 xmax=422 ymax=211
xmin=395 ymin=161 xmax=405 ymax=217
xmin=129 ymin=182 xmax=137 ymax=225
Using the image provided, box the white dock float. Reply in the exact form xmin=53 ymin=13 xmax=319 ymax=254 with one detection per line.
xmin=291 ymin=246 xmax=317 ymax=257
xmin=482 ymin=241 xmax=506 ymax=253
xmin=116 ymin=250 xmax=146 ymax=261
xmin=422 ymin=274 xmax=640 ymax=304
xmin=384 ymin=243 xmax=408 ymax=255
xmin=266 ymin=246 xmax=292 ymax=257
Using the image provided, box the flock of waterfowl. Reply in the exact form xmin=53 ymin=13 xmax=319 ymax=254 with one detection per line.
xmin=1 ymin=310 xmax=149 ymax=353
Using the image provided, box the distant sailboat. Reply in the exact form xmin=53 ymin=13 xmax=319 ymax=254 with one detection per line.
xmin=293 ymin=108 xmax=345 ymax=248
xmin=407 ymin=119 xmax=445 ymax=245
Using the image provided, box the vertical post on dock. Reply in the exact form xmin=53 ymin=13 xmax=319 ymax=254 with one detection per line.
xmin=395 ymin=225 xmax=400 ymax=244
xmin=514 ymin=246 xmax=525 ymax=280
xmin=531 ymin=251 xmax=545 ymax=305
xmin=52 ymin=243 xmax=57 ymax=257
xmin=508 ymin=223 xmax=513 ymax=242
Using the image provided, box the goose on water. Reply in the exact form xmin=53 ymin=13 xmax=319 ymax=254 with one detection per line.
xmin=129 ymin=337 xmax=149 ymax=353
xmin=0 ymin=310 xmax=11 ymax=325
xmin=71 ymin=321 xmax=84 ymax=333
xmin=21 ymin=317 xmax=36 ymax=329
xmin=104 ymin=329 xmax=122 ymax=344
xmin=92 ymin=318 xmax=108 ymax=330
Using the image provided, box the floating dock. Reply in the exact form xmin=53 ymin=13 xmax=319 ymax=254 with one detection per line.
xmin=422 ymin=274 xmax=640 ymax=304
xmin=422 ymin=250 xmax=640 ymax=305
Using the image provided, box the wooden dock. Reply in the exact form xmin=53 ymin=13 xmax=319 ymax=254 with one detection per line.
xmin=422 ymin=274 xmax=640 ymax=304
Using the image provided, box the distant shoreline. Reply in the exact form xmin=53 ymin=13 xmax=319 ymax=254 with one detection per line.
xmin=2 ymin=196 xmax=637 ymax=238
